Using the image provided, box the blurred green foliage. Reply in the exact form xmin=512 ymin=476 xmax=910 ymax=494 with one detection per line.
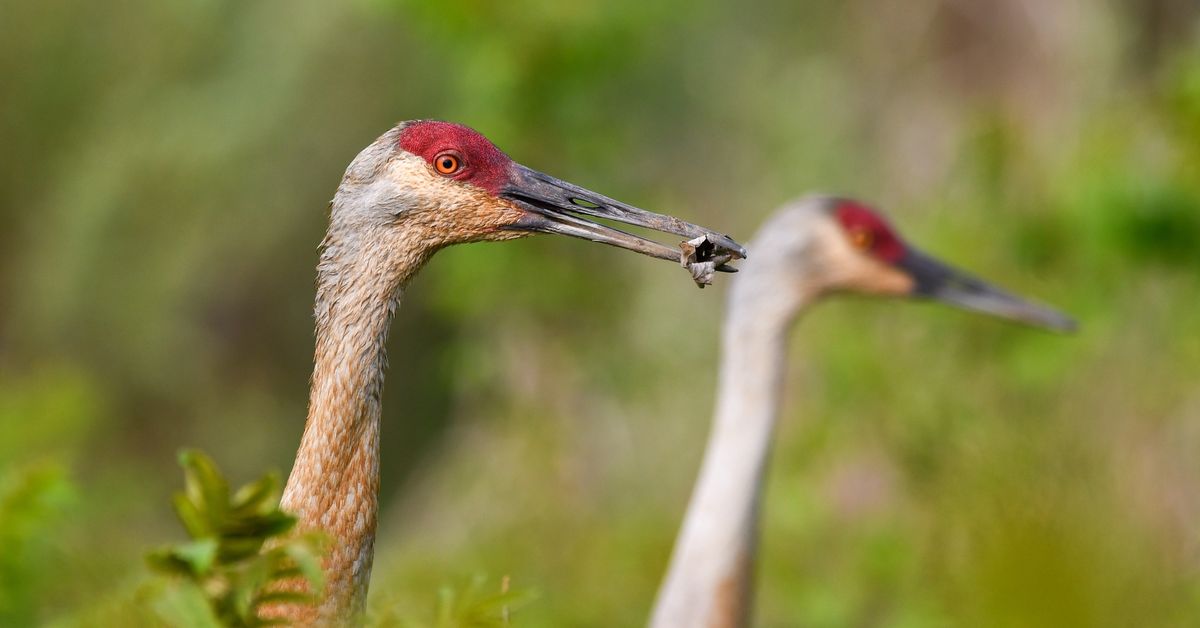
xmin=2 ymin=1 xmax=1200 ymax=626
xmin=144 ymin=449 xmax=325 ymax=627
xmin=372 ymin=574 xmax=538 ymax=628
xmin=0 ymin=463 xmax=75 ymax=626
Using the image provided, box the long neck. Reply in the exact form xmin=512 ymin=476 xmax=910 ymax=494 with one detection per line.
xmin=651 ymin=218 xmax=815 ymax=628
xmin=278 ymin=216 xmax=430 ymax=624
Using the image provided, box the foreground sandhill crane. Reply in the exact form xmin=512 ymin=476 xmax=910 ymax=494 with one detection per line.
xmin=271 ymin=120 xmax=744 ymax=625
xmin=650 ymin=196 xmax=1074 ymax=628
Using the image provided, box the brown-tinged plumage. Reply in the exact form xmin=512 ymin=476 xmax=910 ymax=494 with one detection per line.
xmin=264 ymin=120 xmax=744 ymax=625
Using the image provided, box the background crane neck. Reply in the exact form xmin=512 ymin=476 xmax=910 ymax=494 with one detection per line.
xmin=651 ymin=215 xmax=819 ymax=628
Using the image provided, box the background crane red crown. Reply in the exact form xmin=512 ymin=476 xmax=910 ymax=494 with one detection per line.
xmin=832 ymin=200 xmax=907 ymax=263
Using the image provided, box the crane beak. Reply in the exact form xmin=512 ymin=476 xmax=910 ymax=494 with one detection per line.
xmin=898 ymin=249 xmax=1077 ymax=332
xmin=499 ymin=163 xmax=746 ymax=269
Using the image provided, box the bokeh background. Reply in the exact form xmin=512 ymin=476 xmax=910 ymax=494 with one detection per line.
xmin=3 ymin=0 xmax=1200 ymax=625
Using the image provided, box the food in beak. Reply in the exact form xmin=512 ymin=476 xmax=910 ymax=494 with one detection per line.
xmin=500 ymin=164 xmax=745 ymax=286
xmin=681 ymin=235 xmax=741 ymax=288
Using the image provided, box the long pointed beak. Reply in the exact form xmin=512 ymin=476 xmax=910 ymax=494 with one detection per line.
xmin=898 ymin=249 xmax=1077 ymax=332
xmin=499 ymin=163 xmax=746 ymax=269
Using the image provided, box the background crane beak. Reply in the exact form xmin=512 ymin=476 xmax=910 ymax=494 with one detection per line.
xmin=898 ymin=248 xmax=1077 ymax=332
xmin=500 ymin=163 xmax=746 ymax=269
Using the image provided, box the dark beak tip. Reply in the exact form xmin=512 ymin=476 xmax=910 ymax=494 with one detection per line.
xmin=1015 ymin=302 xmax=1078 ymax=334
xmin=723 ymin=238 xmax=749 ymax=259
xmin=1050 ymin=315 xmax=1080 ymax=334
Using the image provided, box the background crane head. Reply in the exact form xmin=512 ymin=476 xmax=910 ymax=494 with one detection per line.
xmin=763 ymin=196 xmax=1075 ymax=332
xmin=331 ymin=120 xmax=745 ymax=267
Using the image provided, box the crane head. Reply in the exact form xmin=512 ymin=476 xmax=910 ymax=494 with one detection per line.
xmin=334 ymin=120 xmax=745 ymax=272
xmin=800 ymin=197 xmax=1075 ymax=332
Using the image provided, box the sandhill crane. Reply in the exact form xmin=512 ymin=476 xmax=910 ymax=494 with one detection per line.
xmin=650 ymin=196 xmax=1074 ymax=628
xmin=269 ymin=120 xmax=745 ymax=625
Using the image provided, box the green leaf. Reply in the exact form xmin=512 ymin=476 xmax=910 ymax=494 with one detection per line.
xmin=157 ymin=538 xmax=218 ymax=577
xmin=217 ymin=537 xmax=271 ymax=564
xmin=230 ymin=471 xmax=281 ymax=515
xmin=222 ymin=510 xmax=297 ymax=539
xmin=230 ymin=555 xmax=274 ymax=623
xmin=267 ymin=566 xmax=304 ymax=580
xmin=143 ymin=448 xmax=326 ymax=625
xmin=146 ymin=547 xmax=195 ymax=578
xmin=173 ymin=492 xmax=214 ymax=539
xmin=147 ymin=580 xmax=224 ymax=628
xmin=282 ymin=537 xmax=327 ymax=597
xmin=178 ymin=449 xmax=230 ymax=526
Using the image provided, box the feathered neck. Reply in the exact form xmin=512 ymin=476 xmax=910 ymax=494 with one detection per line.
xmin=651 ymin=206 xmax=820 ymax=628
xmin=276 ymin=191 xmax=434 ymax=624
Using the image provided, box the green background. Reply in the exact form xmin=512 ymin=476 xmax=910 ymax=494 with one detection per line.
xmin=3 ymin=1 xmax=1200 ymax=625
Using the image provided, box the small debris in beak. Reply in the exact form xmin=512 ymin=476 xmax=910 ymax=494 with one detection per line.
xmin=680 ymin=235 xmax=741 ymax=288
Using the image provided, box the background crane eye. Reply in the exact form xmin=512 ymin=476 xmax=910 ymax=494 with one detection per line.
xmin=849 ymin=227 xmax=874 ymax=250
xmin=434 ymin=152 xmax=461 ymax=175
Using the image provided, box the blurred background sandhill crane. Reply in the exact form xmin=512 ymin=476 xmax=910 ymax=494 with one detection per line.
xmin=650 ymin=196 xmax=1073 ymax=628
xmin=269 ymin=120 xmax=743 ymax=624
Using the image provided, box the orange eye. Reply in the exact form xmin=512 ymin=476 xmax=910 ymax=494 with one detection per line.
xmin=434 ymin=152 xmax=461 ymax=175
xmin=850 ymin=227 xmax=874 ymax=250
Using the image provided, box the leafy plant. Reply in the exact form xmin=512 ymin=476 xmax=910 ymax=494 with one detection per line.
xmin=372 ymin=575 xmax=538 ymax=628
xmin=0 ymin=461 xmax=76 ymax=626
xmin=144 ymin=450 xmax=326 ymax=627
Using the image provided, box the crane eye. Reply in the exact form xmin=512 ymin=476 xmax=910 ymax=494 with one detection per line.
xmin=849 ymin=227 xmax=874 ymax=250
xmin=433 ymin=152 xmax=461 ymax=175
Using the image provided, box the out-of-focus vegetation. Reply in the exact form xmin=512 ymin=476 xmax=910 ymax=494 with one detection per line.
xmin=372 ymin=574 xmax=537 ymax=628
xmin=1 ymin=0 xmax=1198 ymax=626
xmin=143 ymin=450 xmax=324 ymax=627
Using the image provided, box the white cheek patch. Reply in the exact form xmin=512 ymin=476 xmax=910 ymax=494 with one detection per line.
xmin=379 ymin=154 xmax=488 ymax=218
